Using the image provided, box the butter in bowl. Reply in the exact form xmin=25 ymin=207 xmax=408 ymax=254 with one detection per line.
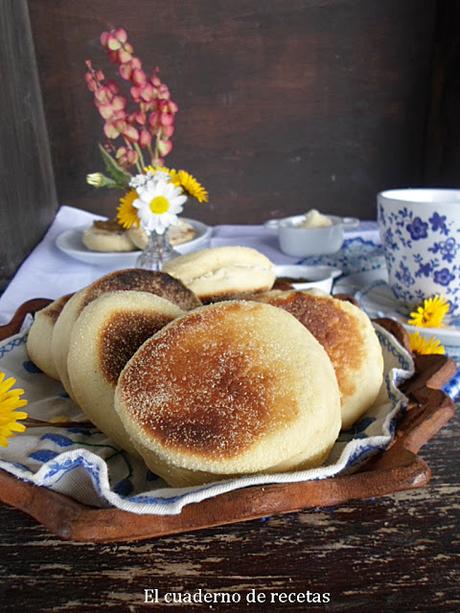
xmin=265 ymin=209 xmax=359 ymax=257
xmin=273 ymin=264 xmax=342 ymax=293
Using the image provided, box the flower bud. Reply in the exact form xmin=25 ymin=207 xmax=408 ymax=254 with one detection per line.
xmin=132 ymin=69 xmax=147 ymax=86
xmin=100 ymin=31 xmax=110 ymax=46
xmin=157 ymin=139 xmax=173 ymax=156
xmin=140 ymin=83 xmax=154 ymax=102
xmin=114 ymin=28 xmax=128 ymax=43
xmin=118 ymin=49 xmax=132 ymax=64
xmin=104 ymin=122 xmax=120 ymax=139
xmin=87 ymin=172 xmax=108 ymax=187
xmin=139 ymin=129 xmax=152 ymax=147
xmin=162 ymin=124 xmax=175 ymax=138
xmin=107 ymin=35 xmax=121 ymax=50
xmin=106 ymin=79 xmax=119 ymax=94
xmin=112 ymin=95 xmax=127 ymax=111
xmin=119 ymin=63 xmax=133 ymax=80
xmin=123 ymin=124 xmax=139 ymax=142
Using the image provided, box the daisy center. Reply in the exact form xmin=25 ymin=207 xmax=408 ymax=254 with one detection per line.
xmin=149 ymin=196 xmax=170 ymax=215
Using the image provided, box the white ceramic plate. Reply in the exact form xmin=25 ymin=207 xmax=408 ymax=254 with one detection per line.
xmin=355 ymin=279 xmax=460 ymax=347
xmin=55 ymin=218 xmax=212 ymax=266
xmin=274 ymin=264 xmax=342 ymax=294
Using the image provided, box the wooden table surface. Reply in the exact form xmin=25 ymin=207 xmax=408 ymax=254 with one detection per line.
xmin=0 ymin=408 xmax=458 ymax=611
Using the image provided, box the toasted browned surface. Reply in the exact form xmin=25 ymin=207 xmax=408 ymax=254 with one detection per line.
xmin=80 ymin=269 xmax=201 ymax=313
xmin=43 ymin=294 xmax=73 ymax=323
xmin=98 ymin=311 xmax=175 ymax=386
xmin=254 ymin=291 xmax=365 ymax=401
xmin=118 ymin=302 xmax=300 ymax=459
xmin=93 ymin=219 xmax=125 ymax=233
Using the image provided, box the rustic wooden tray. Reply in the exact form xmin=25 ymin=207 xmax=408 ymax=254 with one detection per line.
xmin=0 ymin=299 xmax=456 ymax=543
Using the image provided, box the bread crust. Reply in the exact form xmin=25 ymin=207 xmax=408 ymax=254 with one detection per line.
xmin=67 ymin=291 xmax=184 ymax=454
xmin=51 ymin=269 xmax=201 ymax=396
xmin=163 ymin=246 xmax=276 ymax=300
xmin=252 ymin=290 xmax=384 ymax=428
xmin=115 ymin=300 xmax=341 ymax=486
xmin=26 ymin=294 xmax=72 ymax=380
xmin=83 ymin=220 xmax=136 ymax=252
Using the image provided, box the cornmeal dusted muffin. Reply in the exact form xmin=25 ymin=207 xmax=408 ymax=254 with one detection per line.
xmin=26 ymin=294 xmax=73 ymax=380
xmin=115 ymin=300 xmax=341 ymax=486
xmin=51 ymin=269 xmax=201 ymax=397
xmin=68 ymin=291 xmax=184 ymax=455
xmin=252 ymin=290 xmax=384 ymax=428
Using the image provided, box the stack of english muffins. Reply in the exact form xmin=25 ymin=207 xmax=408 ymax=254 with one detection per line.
xmin=27 ymin=246 xmax=384 ymax=487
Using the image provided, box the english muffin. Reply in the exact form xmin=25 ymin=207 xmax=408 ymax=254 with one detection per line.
xmin=163 ymin=246 xmax=275 ymax=303
xmin=51 ymin=269 xmax=201 ymax=396
xmin=115 ymin=300 xmax=341 ymax=486
xmin=83 ymin=219 xmax=136 ymax=252
xmin=26 ymin=294 xmax=73 ymax=380
xmin=68 ymin=291 xmax=184 ymax=454
xmin=128 ymin=219 xmax=197 ymax=250
xmin=252 ymin=290 xmax=384 ymax=428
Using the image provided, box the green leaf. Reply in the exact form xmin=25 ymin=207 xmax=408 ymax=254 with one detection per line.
xmin=98 ymin=144 xmax=132 ymax=188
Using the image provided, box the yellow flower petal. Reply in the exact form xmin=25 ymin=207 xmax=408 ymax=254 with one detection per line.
xmin=177 ymin=170 xmax=208 ymax=203
xmin=8 ymin=422 xmax=27 ymax=433
xmin=0 ymin=375 xmax=16 ymax=395
xmin=0 ymin=370 xmax=28 ymax=447
xmin=117 ymin=190 xmax=140 ymax=229
xmin=144 ymin=165 xmax=171 ymax=175
xmin=408 ymin=295 xmax=449 ymax=328
xmin=408 ymin=331 xmax=445 ymax=355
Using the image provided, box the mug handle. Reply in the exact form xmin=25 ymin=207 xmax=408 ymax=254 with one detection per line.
xmin=341 ymin=217 xmax=360 ymax=228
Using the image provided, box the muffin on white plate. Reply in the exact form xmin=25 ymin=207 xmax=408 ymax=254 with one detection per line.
xmin=128 ymin=219 xmax=197 ymax=250
xmin=82 ymin=219 xmax=136 ymax=252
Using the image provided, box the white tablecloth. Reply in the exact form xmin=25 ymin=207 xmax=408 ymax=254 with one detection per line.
xmin=0 ymin=205 xmax=457 ymax=513
xmin=0 ymin=205 xmax=380 ymax=323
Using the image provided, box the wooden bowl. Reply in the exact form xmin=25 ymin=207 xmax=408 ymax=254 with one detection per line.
xmin=0 ymin=299 xmax=456 ymax=543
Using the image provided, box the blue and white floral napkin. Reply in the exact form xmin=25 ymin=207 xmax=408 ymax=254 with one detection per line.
xmin=0 ymin=319 xmax=414 ymax=515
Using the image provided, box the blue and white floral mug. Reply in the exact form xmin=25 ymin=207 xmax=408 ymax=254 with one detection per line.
xmin=377 ymin=188 xmax=460 ymax=315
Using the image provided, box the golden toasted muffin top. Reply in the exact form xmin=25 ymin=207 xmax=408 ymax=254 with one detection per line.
xmin=79 ymin=269 xmax=201 ymax=313
xmin=98 ymin=310 xmax=176 ymax=386
xmin=117 ymin=301 xmax=300 ymax=459
xmin=255 ymin=291 xmax=365 ymax=401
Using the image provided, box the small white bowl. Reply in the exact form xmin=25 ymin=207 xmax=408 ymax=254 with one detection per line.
xmin=265 ymin=214 xmax=359 ymax=257
xmin=273 ymin=264 xmax=342 ymax=294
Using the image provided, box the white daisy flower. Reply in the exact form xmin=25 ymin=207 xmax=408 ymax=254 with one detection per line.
xmin=130 ymin=170 xmax=172 ymax=200
xmin=129 ymin=173 xmax=152 ymax=191
xmin=132 ymin=178 xmax=187 ymax=234
xmin=152 ymin=170 xmax=171 ymax=183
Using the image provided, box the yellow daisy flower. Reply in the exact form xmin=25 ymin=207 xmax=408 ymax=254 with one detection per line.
xmin=168 ymin=169 xmax=180 ymax=186
xmin=408 ymin=295 xmax=449 ymax=328
xmin=177 ymin=170 xmax=208 ymax=203
xmin=0 ymin=371 xmax=28 ymax=447
xmin=408 ymin=332 xmax=445 ymax=356
xmin=144 ymin=165 xmax=171 ymax=175
xmin=117 ymin=190 xmax=140 ymax=229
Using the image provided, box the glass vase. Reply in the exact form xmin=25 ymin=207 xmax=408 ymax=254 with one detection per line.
xmin=135 ymin=228 xmax=180 ymax=271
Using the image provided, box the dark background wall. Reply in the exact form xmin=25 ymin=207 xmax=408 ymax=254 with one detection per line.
xmin=0 ymin=0 xmax=57 ymax=288
xmin=2 ymin=0 xmax=460 ymax=288
xmin=425 ymin=0 xmax=460 ymax=185
xmin=27 ymin=0 xmax=438 ymax=225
